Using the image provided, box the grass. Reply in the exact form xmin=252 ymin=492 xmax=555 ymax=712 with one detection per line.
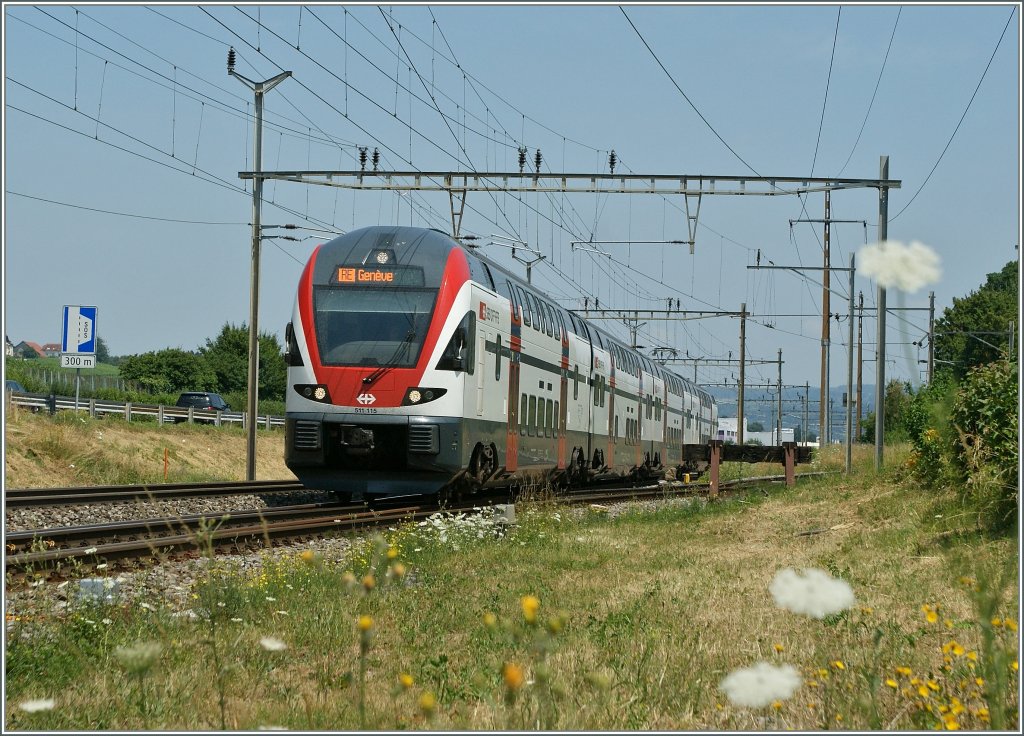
xmin=4 ymin=442 xmax=1018 ymax=730
xmin=3 ymin=408 xmax=294 ymax=488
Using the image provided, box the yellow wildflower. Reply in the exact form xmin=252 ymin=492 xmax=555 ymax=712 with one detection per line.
xmin=918 ymin=685 xmax=930 ymax=698
xmin=357 ymin=615 xmax=373 ymax=632
xmin=1005 ymin=619 xmax=1017 ymax=632
xmin=885 ymin=678 xmax=898 ymax=688
xmin=965 ymin=651 xmax=976 ymax=662
xmin=771 ymin=700 xmax=782 ymax=711
xmin=926 ymin=610 xmax=938 ymax=624
xmin=927 ymin=680 xmax=940 ymax=691
xmin=944 ymin=618 xmax=953 ymax=628
xmin=991 ymin=617 xmax=1002 ymax=627
xmin=896 ymin=666 xmax=912 ymax=676
xmin=1011 ymin=660 xmax=1018 ymax=672
xmin=773 ymin=643 xmax=785 ymax=653
xmin=418 ymin=691 xmax=436 ymax=717
xmin=399 ymin=673 xmax=414 ymax=689
xmin=943 ymin=714 xmax=959 ymax=730
xmin=387 ymin=546 xmax=399 ymax=560
xmin=483 ymin=612 xmax=497 ymax=629
xmin=861 ymin=606 xmax=874 ymax=615
xmin=390 ymin=562 xmax=407 ymax=579
xmin=938 ymin=705 xmax=949 ymax=714
xmin=833 ymin=660 xmax=845 ymax=670
xmin=818 ymin=668 xmax=829 ymax=679
xmin=977 ymin=707 xmax=989 ymax=720
xmin=362 ymin=574 xmax=376 ymax=592
xmin=521 ymin=595 xmax=540 ymax=624
xmin=835 ymin=715 xmax=843 ymax=723
xmin=299 ymin=549 xmax=316 ymax=564
xmin=910 ymin=677 xmax=922 ymax=686
xmin=502 ymin=663 xmax=524 ymax=692
xmin=951 ymin=643 xmax=965 ymax=657
xmin=975 ymin=677 xmax=984 ymax=686
xmin=950 ymin=700 xmax=964 ymax=716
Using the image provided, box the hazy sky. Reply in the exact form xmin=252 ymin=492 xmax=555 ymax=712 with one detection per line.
xmin=3 ymin=2 xmax=1020 ymax=397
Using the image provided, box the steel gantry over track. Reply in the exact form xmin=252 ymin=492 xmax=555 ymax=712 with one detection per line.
xmin=236 ymin=170 xmax=902 ymax=246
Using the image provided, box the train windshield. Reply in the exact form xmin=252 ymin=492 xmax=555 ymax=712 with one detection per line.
xmin=313 ymin=287 xmax=437 ymax=367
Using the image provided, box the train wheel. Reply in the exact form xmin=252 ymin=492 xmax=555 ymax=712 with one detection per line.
xmin=469 ymin=442 xmax=497 ymax=484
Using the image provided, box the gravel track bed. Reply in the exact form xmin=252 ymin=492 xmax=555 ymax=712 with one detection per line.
xmin=4 ymin=493 xmax=700 ymax=635
xmin=4 ymin=489 xmax=340 ymax=533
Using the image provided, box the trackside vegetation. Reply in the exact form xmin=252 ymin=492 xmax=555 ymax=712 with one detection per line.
xmin=5 ymin=445 xmax=1017 ymax=730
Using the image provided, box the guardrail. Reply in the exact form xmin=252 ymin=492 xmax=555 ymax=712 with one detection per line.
xmin=5 ymin=391 xmax=284 ymax=429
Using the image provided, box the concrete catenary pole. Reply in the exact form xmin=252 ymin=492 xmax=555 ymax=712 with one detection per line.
xmin=846 ymin=254 xmax=855 ymax=473
xmin=857 ymin=291 xmax=864 ymax=436
xmin=927 ymin=291 xmax=935 ymax=383
xmin=229 ymin=51 xmax=291 ymax=481
xmin=820 ymin=190 xmax=831 ymax=450
xmin=738 ymin=302 xmax=746 ymax=445
xmin=875 ymin=155 xmax=889 ymax=469
xmin=777 ymin=349 xmax=783 ymax=446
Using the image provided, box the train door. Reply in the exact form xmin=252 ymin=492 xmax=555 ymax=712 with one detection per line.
xmin=505 ymin=281 xmax=522 ymax=472
xmin=589 ymin=345 xmax=611 ymax=469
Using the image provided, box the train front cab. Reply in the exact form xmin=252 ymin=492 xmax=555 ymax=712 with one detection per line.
xmin=284 ymin=227 xmax=477 ymax=499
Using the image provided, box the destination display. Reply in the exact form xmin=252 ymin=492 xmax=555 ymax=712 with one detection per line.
xmin=333 ymin=265 xmax=425 ymax=287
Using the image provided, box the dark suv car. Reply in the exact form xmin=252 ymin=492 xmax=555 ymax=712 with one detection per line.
xmin=174 ymin=392 xmax=230 ymax=424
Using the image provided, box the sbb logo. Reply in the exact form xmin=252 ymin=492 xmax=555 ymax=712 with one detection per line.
xmin=479 ymin=301 xmax=500 ymax=323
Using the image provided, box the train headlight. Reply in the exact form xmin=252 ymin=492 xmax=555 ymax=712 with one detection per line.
xmin=294 ymin=384 xmax=332 ymax=403
xmin=401 ymin=387 xmax=446 ymax=406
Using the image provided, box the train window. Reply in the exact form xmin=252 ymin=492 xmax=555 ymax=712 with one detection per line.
xmin=528 ymin=395 xmax=537 ymax=436
xmin=515 ymin=287 xmax=531 ymax=327
xmin=614 ymin=415 xmax=619 ymax=444
xmin=553 ymin=400 xmax=559 ymax=434
xmin=520 ymin=394 xmax=528 ymax=436
xmin=527 ymin=293 xmax=541 ymax=332
xmin=545 ymin=303 xmax=556 ymax=338
xmin=545 ymin=399 xmax=553 ymax=437
xmin=506 ymin=280 xmax=520 ymax=321
xmin=600 ymin=376 xmax=606 ymax=408
xmin=573 ymin=364 xmax=579 ymax=400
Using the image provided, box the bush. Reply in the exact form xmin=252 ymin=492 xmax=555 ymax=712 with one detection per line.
xmin=950 ymin=360 xmax=1018 ymax=531
xmin=905 ymin=376 xmax=956 ymax=487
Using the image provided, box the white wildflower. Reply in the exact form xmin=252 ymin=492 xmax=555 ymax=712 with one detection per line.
xmin=260 ymin=636 xmax=287 ymax=652
xmin=274 ymin=610 xmax=289 ymax=616
xmin=95 ymin=563 xmax=108 ymax=570
xmin=719 ymin=661 xmax=802 ymax=708
xmin=83 ymin=547 xmax=98 ymax=555
xmin=265 ymin=596 xmax=276 ymax=602
xmin=114 ymin=641 xmax=162 ymax=674
xmin=101 ymin=618 xmax=112 ymax=625
xmin=139 ymin=602 xmax=155 ymax=611
xmin=770 ymin=568 xmax=856 ymax=619
xmin=230 ymin=618 xmax=244 ymax=623
xmin=18 ymin=698 xmax=55 ymax=713
xmin=858 ymin=240 xmax=941 ymax=293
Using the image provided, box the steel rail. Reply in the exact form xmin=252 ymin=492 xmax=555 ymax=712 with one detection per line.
xmin=4 ymin=501 xmax=366 ymax=553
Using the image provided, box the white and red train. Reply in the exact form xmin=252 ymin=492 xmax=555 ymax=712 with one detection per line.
xmin=284 ymin=226 xmax=717 ymax=500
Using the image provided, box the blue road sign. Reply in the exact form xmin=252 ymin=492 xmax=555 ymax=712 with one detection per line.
xmin=62 ymin=305 xmax=98 ymax=354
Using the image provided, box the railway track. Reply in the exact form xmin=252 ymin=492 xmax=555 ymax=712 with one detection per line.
xmin=5 ymin=472 xmax=831 ymax=575
xmin=4 ymin=479 xmax=306 ymax=507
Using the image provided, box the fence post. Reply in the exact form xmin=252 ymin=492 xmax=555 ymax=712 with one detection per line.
xmin=48 ymin=393 xmax=57 ymax=415
xmin=783 ymin=442 xmax=796 ymax=487
xmin=158 ymin=405 xmax=164 ymax=425
xmin=215 ymin=410 xmax=222 ymax=427
xmin=89 ymin=398 xmax=96 ymax=418
xmin=188 ymin=406 xmax=194 ymax=424
xmin=125 ymin=401 xmax=132 ymax=422
xmin=265 ymin=413 xmax=271 ymax=430
xmin=709 ymin=440 xmax=722 ymax=499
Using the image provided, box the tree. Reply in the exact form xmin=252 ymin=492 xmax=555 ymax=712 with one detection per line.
xmin=200 ymin=323 xmax=285 ymax=400
xmin=119 ymin=349 xmax=216 ymax=393
xmin=747 ymin=421 xmax=764 ymax=432
xmin=934 ymin=260 xmax=1018 ymax=379
xmin=95 ymin=336 xmax=110 ymax=364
